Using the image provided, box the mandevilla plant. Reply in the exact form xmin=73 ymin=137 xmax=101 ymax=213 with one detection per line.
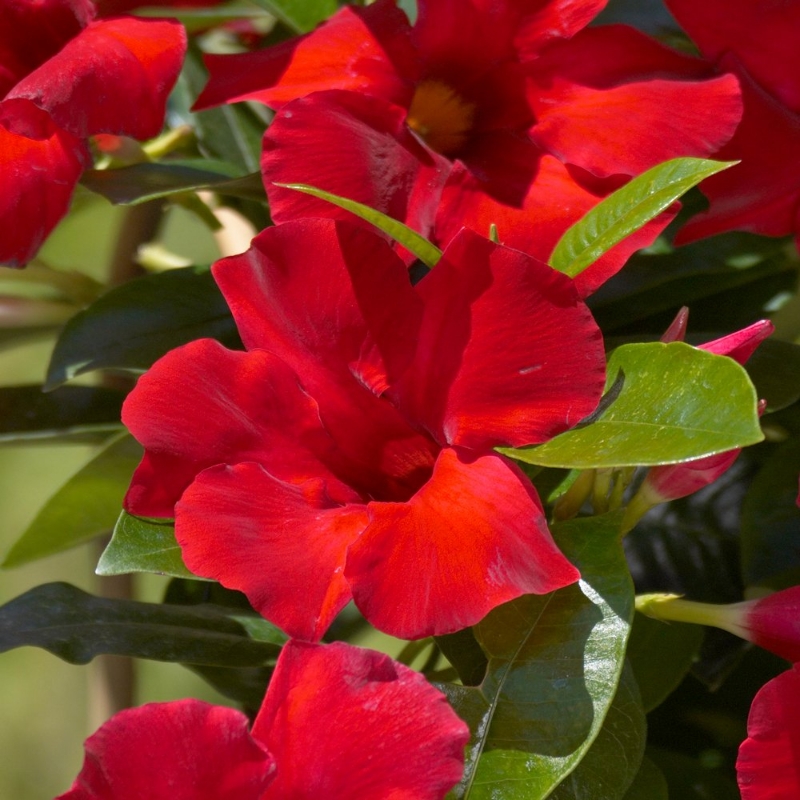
xmin=2 ymin=0 xmax=800 ymax=798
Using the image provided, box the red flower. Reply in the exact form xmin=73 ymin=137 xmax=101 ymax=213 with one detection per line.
xmin=666 ymin=0 xmax=800 ymax=246
xmin=123 ymin=218 xmax=605 ymax=640
xmin=738 ymin=665 xmax=800 ymax=800
xmin=0 ymin=0 xmax=186 ymax=267
xmin=195 ymin=0 xmax=741 ymax=296
xmin=57 ymin=640 xmax=469 ymax=799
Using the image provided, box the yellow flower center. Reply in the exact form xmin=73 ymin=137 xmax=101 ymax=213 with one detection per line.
xmin=406 ymin=80 xmax=476 ymax=156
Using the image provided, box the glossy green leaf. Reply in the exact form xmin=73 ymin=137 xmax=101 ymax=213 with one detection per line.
xmin=0 ymin=385 xmax=124 ymax=443
xmin=82 ymin=162 xmax=264 ymax=206
xmin=627 ymin=612 xmax=704 ymax=713
xmin=45 ymin=267 xmax=241 ymax=389
xmin=621 ymin=756 xmax=669 ymax=800
xmin=276 ymin=182 xmax=443 ymax=267
xmin=97 ymin=511 xmax=202 ymax=581
xmin=2 ymin=434 xmax=141 ymax=568
xmin=0 ymin=582 xmax=280 ymax=666
xmin=501 ymin=342 xmax=763 ymax=469
xmin=445 ymin=513 xmax=634 ymax=799
xmin=549 ymin=158 xmax=734 ymax=277
xmin=548 ymin=665 xmax=646 ymax=800
xmin=248 ymin=0 xmax=336 ymax=32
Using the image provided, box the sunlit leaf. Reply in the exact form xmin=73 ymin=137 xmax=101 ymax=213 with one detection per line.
xmin=276 ymin=182 xmax=443 ymax=267
xmin=549 ymin=158 xmax=734 ymax=278
xmin=445 ymin=513 xmax=634 ymax=799
xmin=2 ymin=434 xmax=141 ymax=568
xmin=247 ymin=0 xmax=336 ymax=33
xmin=501 ymin=342 xmax=762 ymax=469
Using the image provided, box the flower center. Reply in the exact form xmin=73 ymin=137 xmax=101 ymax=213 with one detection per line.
xmin=406 ymin=80 xmax=476 ymax=156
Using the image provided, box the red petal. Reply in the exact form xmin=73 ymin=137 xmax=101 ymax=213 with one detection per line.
xmin=57 ymin=700 xmax=275 ymax=800
xmin=393 ymin=228 xmax=605 ymax=448
xmin=0 ymin=99 xmax=87 ymax=268
xmin=123 ymin=340 xmax=350 ymax=518
xmin=194 ymin=0 xmax=417 ymax=110
xmin=176 ymin=464 xmax=367 ymax=641
xmin=737 ymin=667 xmax=800 ymax=800
xmin=514 ymin=0 xmax=608 ymax=56
xmin=9 ymin=17 xmax=186 ymax=139
xmin=677 ymin=61 xmax=800 ymax=243
xmin=262 ymin=91 xmax=450 ymax=253
xmin=346 ymin=448 xmax=580 ymax=638
xmin=528 ymin=25 xmax=742 ymax=177
xmin=700 ymin=320 xmax=774 ymax=365
xmin=644 ymin=449 xmax=743 ymax=503
xmin=253 ymin=640 xmax=468 ymax=798
xmin=666 ymin=0 xmax=800 ymax=113
xmin=744 ymin=588 xmax=800 ymax=664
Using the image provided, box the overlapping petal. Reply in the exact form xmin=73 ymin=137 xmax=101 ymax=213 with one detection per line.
xmin=347 ymin=449 xmax=579 ymax=638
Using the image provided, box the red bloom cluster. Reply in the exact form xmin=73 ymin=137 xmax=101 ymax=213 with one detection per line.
xmin=0 ymin=0 xmax=186 ymax=267
xmin=666 ymin=0 xmax=800 ymax=246
xmin=123 ymin=218 xmax=605 ymax=640
xmin=58 ymin=640 xmax=469 ymax=799
xmin=194 ymin=0 xmax=742 ymax=296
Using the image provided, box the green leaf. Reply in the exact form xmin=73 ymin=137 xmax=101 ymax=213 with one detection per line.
xmin=621 ymin=756 xmax=669 ymax=800
xmin=136 ymin=5 xmax=271 ymax=33
xmin=276 ymin=182 xmax=443 ymax=268
xmin=647 ymin=748 xmax=739 ymax=800
xmin=2 ymin=434 xmax=142 ymax=568
xmin=0 ymin=385 xmax=124 ymax=443
xmin=745 ymin=338 xmax=800 ymax=413
xmin=45 ymin=267 xmax=241 ymax=389
xmin=0 ymin=582 xmax=281 ymax=666
xmin=81 ymin=162 xmax=265 ymax=206
xmin=501 ymin=342 xmax=763 ymax=469
xmin=248 ymin=0 xmax=336 ymax=32
xmin=435 ymin=628 xmax=488 ymax=687
xmin=548 ymin=665 xmax=646 ymax=800
xmin=97 ymin=511 xmax=202 ymax=581
xmin=549 ymin=158 xmax=734 ymax=277
xmin=445 ymin=513 xmax=634 ymax=799
xmin=626 ymin=612 xmax=704 ymax=713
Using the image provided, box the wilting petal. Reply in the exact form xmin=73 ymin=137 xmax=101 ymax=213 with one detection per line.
xmin=195 ymin=0 xmax=417 ymax=110
xmin=57 ymin=700 xmax=275 ymax=800
xmin=262 ymin=91 xmax=450 ymax=250
xmin=527 ymin=26 xmax=741 ymax=178
xmin=0 ymin=99 xmax=87 ymax=268
xmin=666 ymin=0 xmax=800 ymax=113
xmin=123 ymin=340 xmax=350 ymax=518
xmin=9 ymin=17 xmax=186 ymax=139
xmin=738 ymin=666 xmax=800 ymax=800
xmin=346 ymin=448 xmax=579 ymax=638
xmin=176 ymin=463 xmax=367 ymax=641
xmin=393 ymin=228 xmax=605 ymax=449
xmin=254 ymin=640 xmax=469 ymax=798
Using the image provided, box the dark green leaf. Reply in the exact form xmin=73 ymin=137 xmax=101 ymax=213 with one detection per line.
xmin=627 ymin=612 xmax=704 ymax=713
xmin=97 ymin=511 xmax=200 ymax=580
xmin=136 ymin=5 xmax=271 ymax=33
xmin=549 ymin=158 xmax=734 ymax=278
xmin=0 ymin=582 xmax=282 ymax=666
xmin=435 ymin=628 xmax=488 ymax=687
xmin=81 ymin=162 xmax=265 ymax=206
xmin=745 ymin=338 xmax=800 ymax=413
xmin=0 ymin=385 xmax=124 ymax=443
xmin=45 ymin=267 xmax=240 ymax=389
xmin=2 ymin=434 xmax=141 ymax=568
xmin=501 ymin=342 xmax=763 ymax=469
xmin=185 ymin=663 xmax=272 ymax=709
xmin=620 ymin=756 xmax=669 ymax=800
xmin=445 ymin=513 xmax=634 ymax=799
xmin=247 ymin=0 xmax=336 ymax=32
xmin=647 ymin=748 xmax=739 ymax=800
xmin=276 ymin=182 xmax=443 ymax=267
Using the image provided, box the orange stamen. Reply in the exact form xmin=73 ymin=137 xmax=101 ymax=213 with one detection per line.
xmin=406 ymin=80 xmax=476 ymax=155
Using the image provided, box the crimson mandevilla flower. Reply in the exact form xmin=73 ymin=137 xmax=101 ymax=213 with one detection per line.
xmin=0 ymin=0 xmax=186 ymax=267
xmin=666 ymin=0 xmax=800 ymax=247
xmin=57 ymin=640 xmax=469 ymax=799
xmin=123 ymin=218 xmax=606 ymax=640
xmin=194 ymin=0 xmax=742 ymax=296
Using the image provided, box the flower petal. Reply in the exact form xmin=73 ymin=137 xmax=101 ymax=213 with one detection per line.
xmin=346 ymin=448 xmax=579 ymax=638
xmin=700 ymin=319 xmax=774 ymax=365
xmin=9 ymin=16 xmax=186 ymax=139
xmin=253 ymin=640 xmax=468 ymax=799
xmin=514 ymin=0 xmax=608 ymax=56
xmin=393 ymin=228 xmax=605 ymax=449
xmin=123 ymin=339 xmax=350 ymax=518
xmin=737 ymin=666 xmax=800 ymax=800
xmin=57 ymin=700 xmax=275 ymax=800
xmin=0 ymin=99 xmax=87 ymax=268
xmin=176 ymin=463 xmax=367 ymax=641
xmin=194 ymin=0 xmax=417 ymax=110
